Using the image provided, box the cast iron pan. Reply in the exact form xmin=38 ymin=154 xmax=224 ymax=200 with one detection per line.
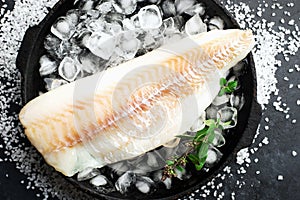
xmin=16 ymin=0 xmax=261 ymax=199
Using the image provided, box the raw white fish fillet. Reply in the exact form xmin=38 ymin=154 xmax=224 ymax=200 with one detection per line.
xmin=19 ymin=29 xmax=255 ymax=176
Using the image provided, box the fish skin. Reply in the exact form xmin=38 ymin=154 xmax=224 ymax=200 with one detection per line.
xmin=19 ymin=29 xmax=255 ymax=176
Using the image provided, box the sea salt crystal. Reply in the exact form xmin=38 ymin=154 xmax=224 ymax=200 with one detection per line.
xmin=283 ymin=76 xmax=289 ymax=81
xmin=236 ymin=148 xmax=249 ymax=165
xmin=291 ymin=119 xmax=297 ymax=124
xmin=262 ymin=137 xmax=269 ymax=145
xmin=291 ymin=151 xmax=297 ymax=157
xmin=277 ymin=175 xmax=284 ymax=181
xmin=288 ymin=19 xmax=295 ymax=25
xmin=264 ymin=117 xmax=269 ymax=122
xmin=256 ymin=171 xmax=260 ymax=175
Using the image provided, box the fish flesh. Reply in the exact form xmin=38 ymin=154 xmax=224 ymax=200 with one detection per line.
xmin=19 ymin=29 xmax=255 ymax=176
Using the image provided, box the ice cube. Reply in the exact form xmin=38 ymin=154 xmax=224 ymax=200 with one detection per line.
xmin=86 ymin=18 xmax=106 ymax=32
xmin=212 ymin=130 xmax=226 ymax=147
xmin=51 ymin=17 xmax=75 ymax=41
xmin=79 ymin=0 xmax=95 ymax=11
xmin=90 ymin=175 xmax=108 ymax=186
xmin=58 ymin=41 xmax=82 ymax=59
xmin=77 ymin=167 xmax=100 ymax=181
xmin=122 ymin=18 xmax=136 ymax=30
xmin=95 ymin=1 xmax=113 ymax=14
xmin=161 ymin=0 xmax=176 ymax=17
xmin=163 ymin=33 xmax=185 ymax=45
xmin=115 ymin=171 xmax=136 ymax=194
xmin=184 ymin=3 xmax=205 ymax=16
xmin=130 ymin=14 xmax=141 ymax=28
xmin=108 ymin=161 xmax=129 ymax=175
xmin=138 ymin=32 xmax=161 ymax=52
xmin=212 ymin=94 xmax=229 ymax=106
xmin=107 ymin=52 xmax=126 ymax=67
xmin=65 ymin=9 xmax=82 ymax=25
xmin=230 ymin=94 xmax=245 ymax=110
xmin=135 ymin=176 xmax=155 ymax=194
xmin=104 ymin=22 xmax=123 ymax=35
xmin=184 ymin=14 xmax=207 ymax=36
xmin=206 ymin=146 xmax=223 ymax=165
xmin=39 ymin=55 xmax=57 ymax=76
xmin=146 ymin=152 xmax=159 ymax=167
xmin=175 ymin=0 xmax=196 ymax=14
xmin=217 ymin=107 xmax=238 ymax=129
xmin=173 ymin=15 xmax=185 ymax=31
xmin=44 ymin=78 xmax=68 ymax=91
xmin=163 ymin=17 xmax=177 ymax=35
xmin=58 ymin=57 xmax=81 ymax=81
xmin=77 ymin=50 xmax=107 ymax=74
xmin=205 ymin=105 xmax=218 ymax=119
xmin=208 ymin=16 xmax=225 ymax=30
xmin=86 ymin=32 xmax=117 ymax=60
xmin=44 ymin=34 xmax=61 ymax=55
xmin=148 ymin=0 xmax=161 ymax=3
xmin=115 ymin=31 xmax=140 ymax=60
xmin=113 ymin=0 xmax=137 ymax=15
xmin=138 ymin=5 xmax=162 ymax=30
xmin=86 ymin=9 xmax=101 ymax=19
xmin=71 ymin=30 xmax=92 ymax=47
xmin=190 ymin=112 xmax=206 ymax=132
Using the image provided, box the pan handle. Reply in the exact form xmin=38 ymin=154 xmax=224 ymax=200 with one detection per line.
xmin=16 ymin=26 xmax=40 ymax=75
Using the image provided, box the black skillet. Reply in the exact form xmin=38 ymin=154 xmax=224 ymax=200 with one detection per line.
xmin=16 ymin=0 xmax=261 ymax=199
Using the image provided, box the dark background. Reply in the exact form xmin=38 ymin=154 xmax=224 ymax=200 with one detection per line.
xmin=0 ymin=0 xmax=299 ymax=199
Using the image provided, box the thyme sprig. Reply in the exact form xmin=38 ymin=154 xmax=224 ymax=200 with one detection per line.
xmin=162 ymin=119 xmax=224 ymax=180
xmin=218 ymin=78 xmax=238 ymax=96
xmin=162 ymin=78 xmax=237 ymax=180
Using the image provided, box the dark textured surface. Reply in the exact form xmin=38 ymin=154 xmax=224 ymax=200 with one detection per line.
xmin=0 ymin=0 xmax=299 ymax=200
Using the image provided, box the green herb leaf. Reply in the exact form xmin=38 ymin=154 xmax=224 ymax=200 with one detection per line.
xmin=194 ymin=127 xmax=209 ymax=142
xmin=220 ymin=78 xmax=227 ymax=86
xmin=222 ymin=121 xmax=232 ymax=126
xmin=163 ymin=119 xmax=219 ymax=180
xmin=195 ymin=160 xmax=206 ymax=171
xmin=166 ymin=160 xmax=175 ymax=166
xmin=188 ymin=154 xmax=199 ymax=164
xmin=228 ymin=80 xmax=238 ymax=89
xmin=197 ymin=143 xmax=209 ymax=160
xmin=218 ymin=78 xmax=238 ymax=96
xmin=218 ymin=88 xmax=226 ymax=96
xmin=176 ymin=135 xmax=195 ymax=140
xmin=204 ymin=119 xmax=215 ymax=126
xmin=176 ymin=165 xmax=185 ymax=172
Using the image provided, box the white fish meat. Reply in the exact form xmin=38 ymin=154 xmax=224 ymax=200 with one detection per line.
xmin=19 ymin=29 xmax=255 ymax=176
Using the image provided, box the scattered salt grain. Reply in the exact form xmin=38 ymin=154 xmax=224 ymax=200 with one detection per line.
xmin=256 ymin=171 xmax=260 ymax=175
xmin=264 ymin=117 xmax=269 ymax=122
xmin=288 ymin=19 xmax=295 ymax=26
xmin=236 ymin=148 xmax=250 ymax=165
xmin=262 ymin=137 xmax=269 ymax=145
xmin=291 ymin=151 xmax=297 ymax=157
xmin=285 ymin=114 xmax=290 ymax=119
xmin=277 ymin=175 xmax=284 ymax=181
